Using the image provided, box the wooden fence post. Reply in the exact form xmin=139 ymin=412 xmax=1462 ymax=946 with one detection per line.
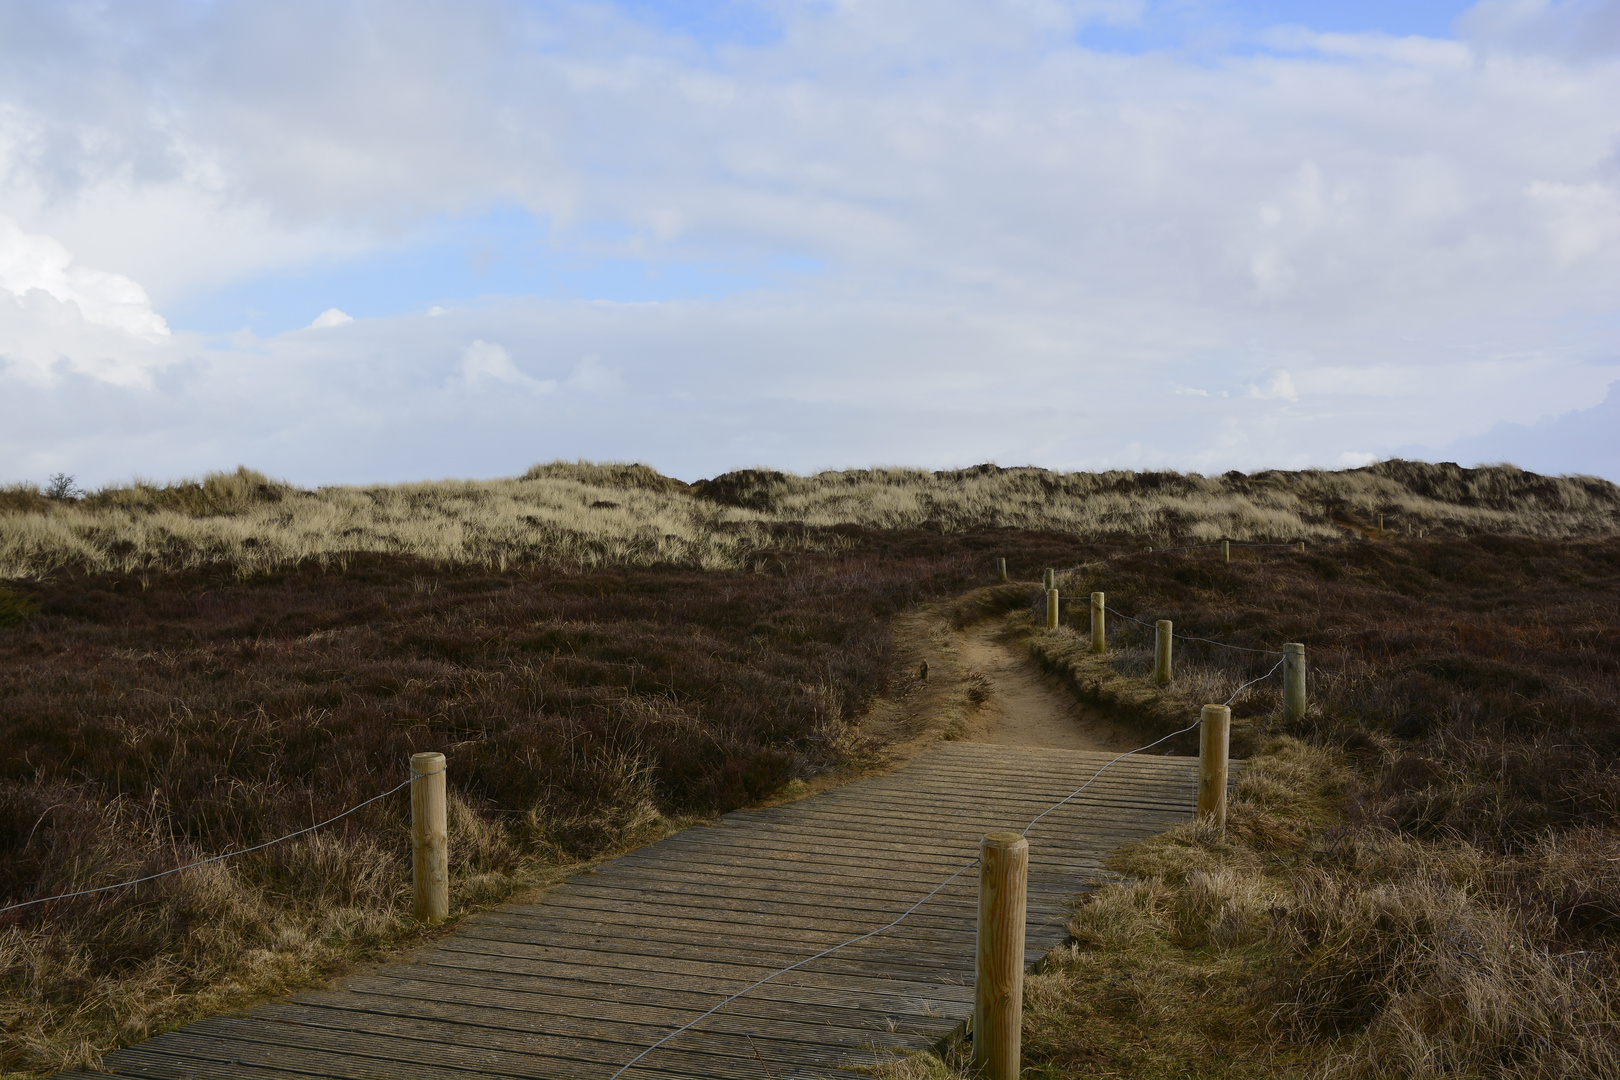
xmin=1197 ymin=706 xmax=1230 ymax=832
xmin=1297 ymin=540 xmax=1306 ymax=553
xmin=974 ymin=832 xmax=1028 ymax=1080
xmin=1045 ymin=589 xmax=1060 ymax=631
xmin=411 ymin=751 xmax=449 ymax=924
xmin=1283 ymin=643 xmax=1307 ymax=721
xmin=1221 ymin=540 xmax=1230 ymax=562
xmin=1043 ymin=568 xmax=1055 ymax=592
xmin=996 ymin=557 xmax=1008 ymax=582
xmin=1154 ymin=620 xmax=1172 ymax=685
xmin=1089 ymin=592 xmax=1105 ymax=654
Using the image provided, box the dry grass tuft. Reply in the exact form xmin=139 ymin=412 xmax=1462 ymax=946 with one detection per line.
xmin=2 ymin=459 xmax=1613 ymax=579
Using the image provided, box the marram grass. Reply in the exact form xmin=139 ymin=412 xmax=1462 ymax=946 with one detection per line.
xmin=2 ymin=459 xmax=1615 ymax=579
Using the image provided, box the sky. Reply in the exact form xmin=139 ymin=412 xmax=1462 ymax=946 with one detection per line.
xmin=1 ymin=0 xmax=1617 ymax=487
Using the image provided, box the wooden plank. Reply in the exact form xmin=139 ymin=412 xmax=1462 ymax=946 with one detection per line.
xmin=83 ymin=741 xmax=1202 ymax=1080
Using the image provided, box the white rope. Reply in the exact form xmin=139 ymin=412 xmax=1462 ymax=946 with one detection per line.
xmin=1223 ymin=656 xmax=1287 ymax=706
xmin=607 ymin=858 xmax=982 ymax=1078
xmin=0 ymin=766 xmax=443 ymax=918
xmin=611 ymin=718 xmax=1219 ymax=1076
xmin=1095 ymin=605 xmax=1286 ymax=656
xmin=1021 ymin=719 xmax=1204 ymax=837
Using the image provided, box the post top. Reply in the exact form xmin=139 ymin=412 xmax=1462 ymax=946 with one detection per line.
xmin=1091 ymin=590 xmax=1104 ymax=600
xmin=411 ymin=751 xmax=446 ymax=770
xmin=1283 ymin=642 xmax=1305 ymax=653
xmin=1200 ymin=703 xmax=1232 ymax=717
xmin=981 ymin=831 xmax=1027 ymax=849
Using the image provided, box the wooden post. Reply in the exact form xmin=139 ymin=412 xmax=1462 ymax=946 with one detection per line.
xmin=411 ymin=751 xmax=449 ymax=924
xmin=996 ymin=557 xmax=1008 ymax=582
xmin=1297 ymin=540 xmax=1306 ymax=553
xmin=1221 ymin=539 xmax=1230 ymax=562
xmin=1043 ymin=568 xmax=1055 ymax=592
xmin=1045 ymin=588 xmax=1060 ymax=630
xmin=1406 ymin=522 xmax=1412 ymax=537
xmin=1197 ymin=705 xmax=1230 ymax=832
xmin=974 ymin=832 xmax=1028 ymax=1080
xmin=1379 ymin=514 xmax=1385 ymax=532
xmin=1283 ymin=643 xmax=1307 ymax=721
xmin=1089 ymin=592 xmax=1105 ymax=654
xmin=1154 ymin=620 xmax=1172 ymax=685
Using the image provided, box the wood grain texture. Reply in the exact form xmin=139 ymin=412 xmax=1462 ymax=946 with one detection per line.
xmin=59 ymin=743 xmax=1216 ymax=1080
xmin=972 ymin=833 xmax=1028 ymax=1080
xmin=1197 ymin=705 xmax=1231 ymax=831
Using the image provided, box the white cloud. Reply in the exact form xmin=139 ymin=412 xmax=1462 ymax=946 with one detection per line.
xmin=0 ymin=2 xmax=1615 ymax=480
xmin=0 ymin=216 xmax=168 ymax=340
xmin=309 ymin=307 xmax=353 ymax=329
xmin=1245 ymin=370 xmax=1299 ymax=401
xmin=565 ymin=355 xmax=624 ymax=395
xmin=456 ymin=339 xmax=553 ymax=391
xmin=1527 ymin=180 xmax=1620 ymax=266
xmin=0 ymin=215 xmax=177 ymax=386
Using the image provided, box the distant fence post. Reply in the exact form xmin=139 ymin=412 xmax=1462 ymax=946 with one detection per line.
xmin=1283 ymin=643 xmax=1307 ymax=721
xmin=974 ymin=832 xmax=1029 ymax=1080
xmin=1221 ymin=540 xmax=1230 ymax=562
xmin=1196 ymin=706 xmax=1230 ymax=832
xmin=1043 ymin=568 xmax=1055 ymax=592
xmin=1045 ymin=589 xmax=1060 ymax=630
xmin=1089 ymin=592 xmax=1105 ymax=654
xmin=1297 ymin=541 xmax=1306 ymax=553
xmin=1154 ymin=620 xmax=1172 ymax=685
xmin=411 ymin=751 xmax=449 ymax=924
xmin=996 ymin=557 xmax=1008 ymax=582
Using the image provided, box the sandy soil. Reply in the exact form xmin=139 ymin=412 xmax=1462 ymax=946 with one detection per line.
xmin=956 ymin=623 xmax=1143 ymax=752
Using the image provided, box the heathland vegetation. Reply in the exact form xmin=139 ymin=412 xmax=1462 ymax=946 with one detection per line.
xmin=2 ymin=459 xmax=1618 ymax=1077
xmin=2 ymin=459 xmax=1617 ymax=579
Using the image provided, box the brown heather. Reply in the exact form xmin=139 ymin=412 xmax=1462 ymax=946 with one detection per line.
xmin=0 ymin=528 xmax=1100 ymax=1075
xmin=876 ymin=532 xmax=1620 ymax=1079
xmin=3 ymin=459 xmax=1619 ymax=1077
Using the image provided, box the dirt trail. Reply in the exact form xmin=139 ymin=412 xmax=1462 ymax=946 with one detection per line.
xmin=957 ymin=623 xmax=1142 ymax=752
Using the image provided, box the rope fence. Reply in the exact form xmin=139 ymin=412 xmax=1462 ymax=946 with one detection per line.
xmin=0 ymin=763 xmax=447 ymax=920
xmin=611 ymin=711 xmax=1212 ymax=1079
xmin=611 ymin=561 xmax=1307 ymax=1077
xmin=5 ymin=549 xmax=1313 ymax=1080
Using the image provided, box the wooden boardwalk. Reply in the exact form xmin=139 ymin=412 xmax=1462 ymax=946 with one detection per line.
xmin=63 ymin=743 xmax=1205 ymax=1080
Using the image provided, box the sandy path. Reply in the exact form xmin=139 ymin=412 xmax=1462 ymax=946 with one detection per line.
xmin=957 ymin=623 xmax=1142 ymax=752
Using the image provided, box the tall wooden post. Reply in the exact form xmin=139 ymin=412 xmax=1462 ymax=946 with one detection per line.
xmin=1043 ymin=568 xmax=1055 ymax=592
xmin=996 ymin=557 xmax=1008 ymax=582
xmin=1197 ymin=706 xmax=1230 ymax=832
xmin=1089 ymin=592 xmax=1105 ymax=654
xmin=1154 ymin=620 xmax=1172 ymax=685
xmin=1283 ymin=643 xmax=1307 ymax=721
xmin=1221 ymin=540 xmax=1230 ymax=562
xmin=974 ymin=833 xmax=1028 ymax=1080
xmin=411 ymin=751 xmax=449 ymax=924
xmin=1045 ymin=589 xmax=1060 ymax=630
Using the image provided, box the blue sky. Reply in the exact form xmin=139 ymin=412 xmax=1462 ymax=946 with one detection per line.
xmin=1 ymin=0 xmax=1616 ymax=484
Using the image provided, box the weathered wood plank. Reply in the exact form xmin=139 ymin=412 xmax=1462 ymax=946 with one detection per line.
xmin=76 ymin=744 xmax=1212 ymax=1080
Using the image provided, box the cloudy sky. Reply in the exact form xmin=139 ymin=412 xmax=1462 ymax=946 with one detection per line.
xmin=1 ymin=0 xmax=1617 ymax=486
